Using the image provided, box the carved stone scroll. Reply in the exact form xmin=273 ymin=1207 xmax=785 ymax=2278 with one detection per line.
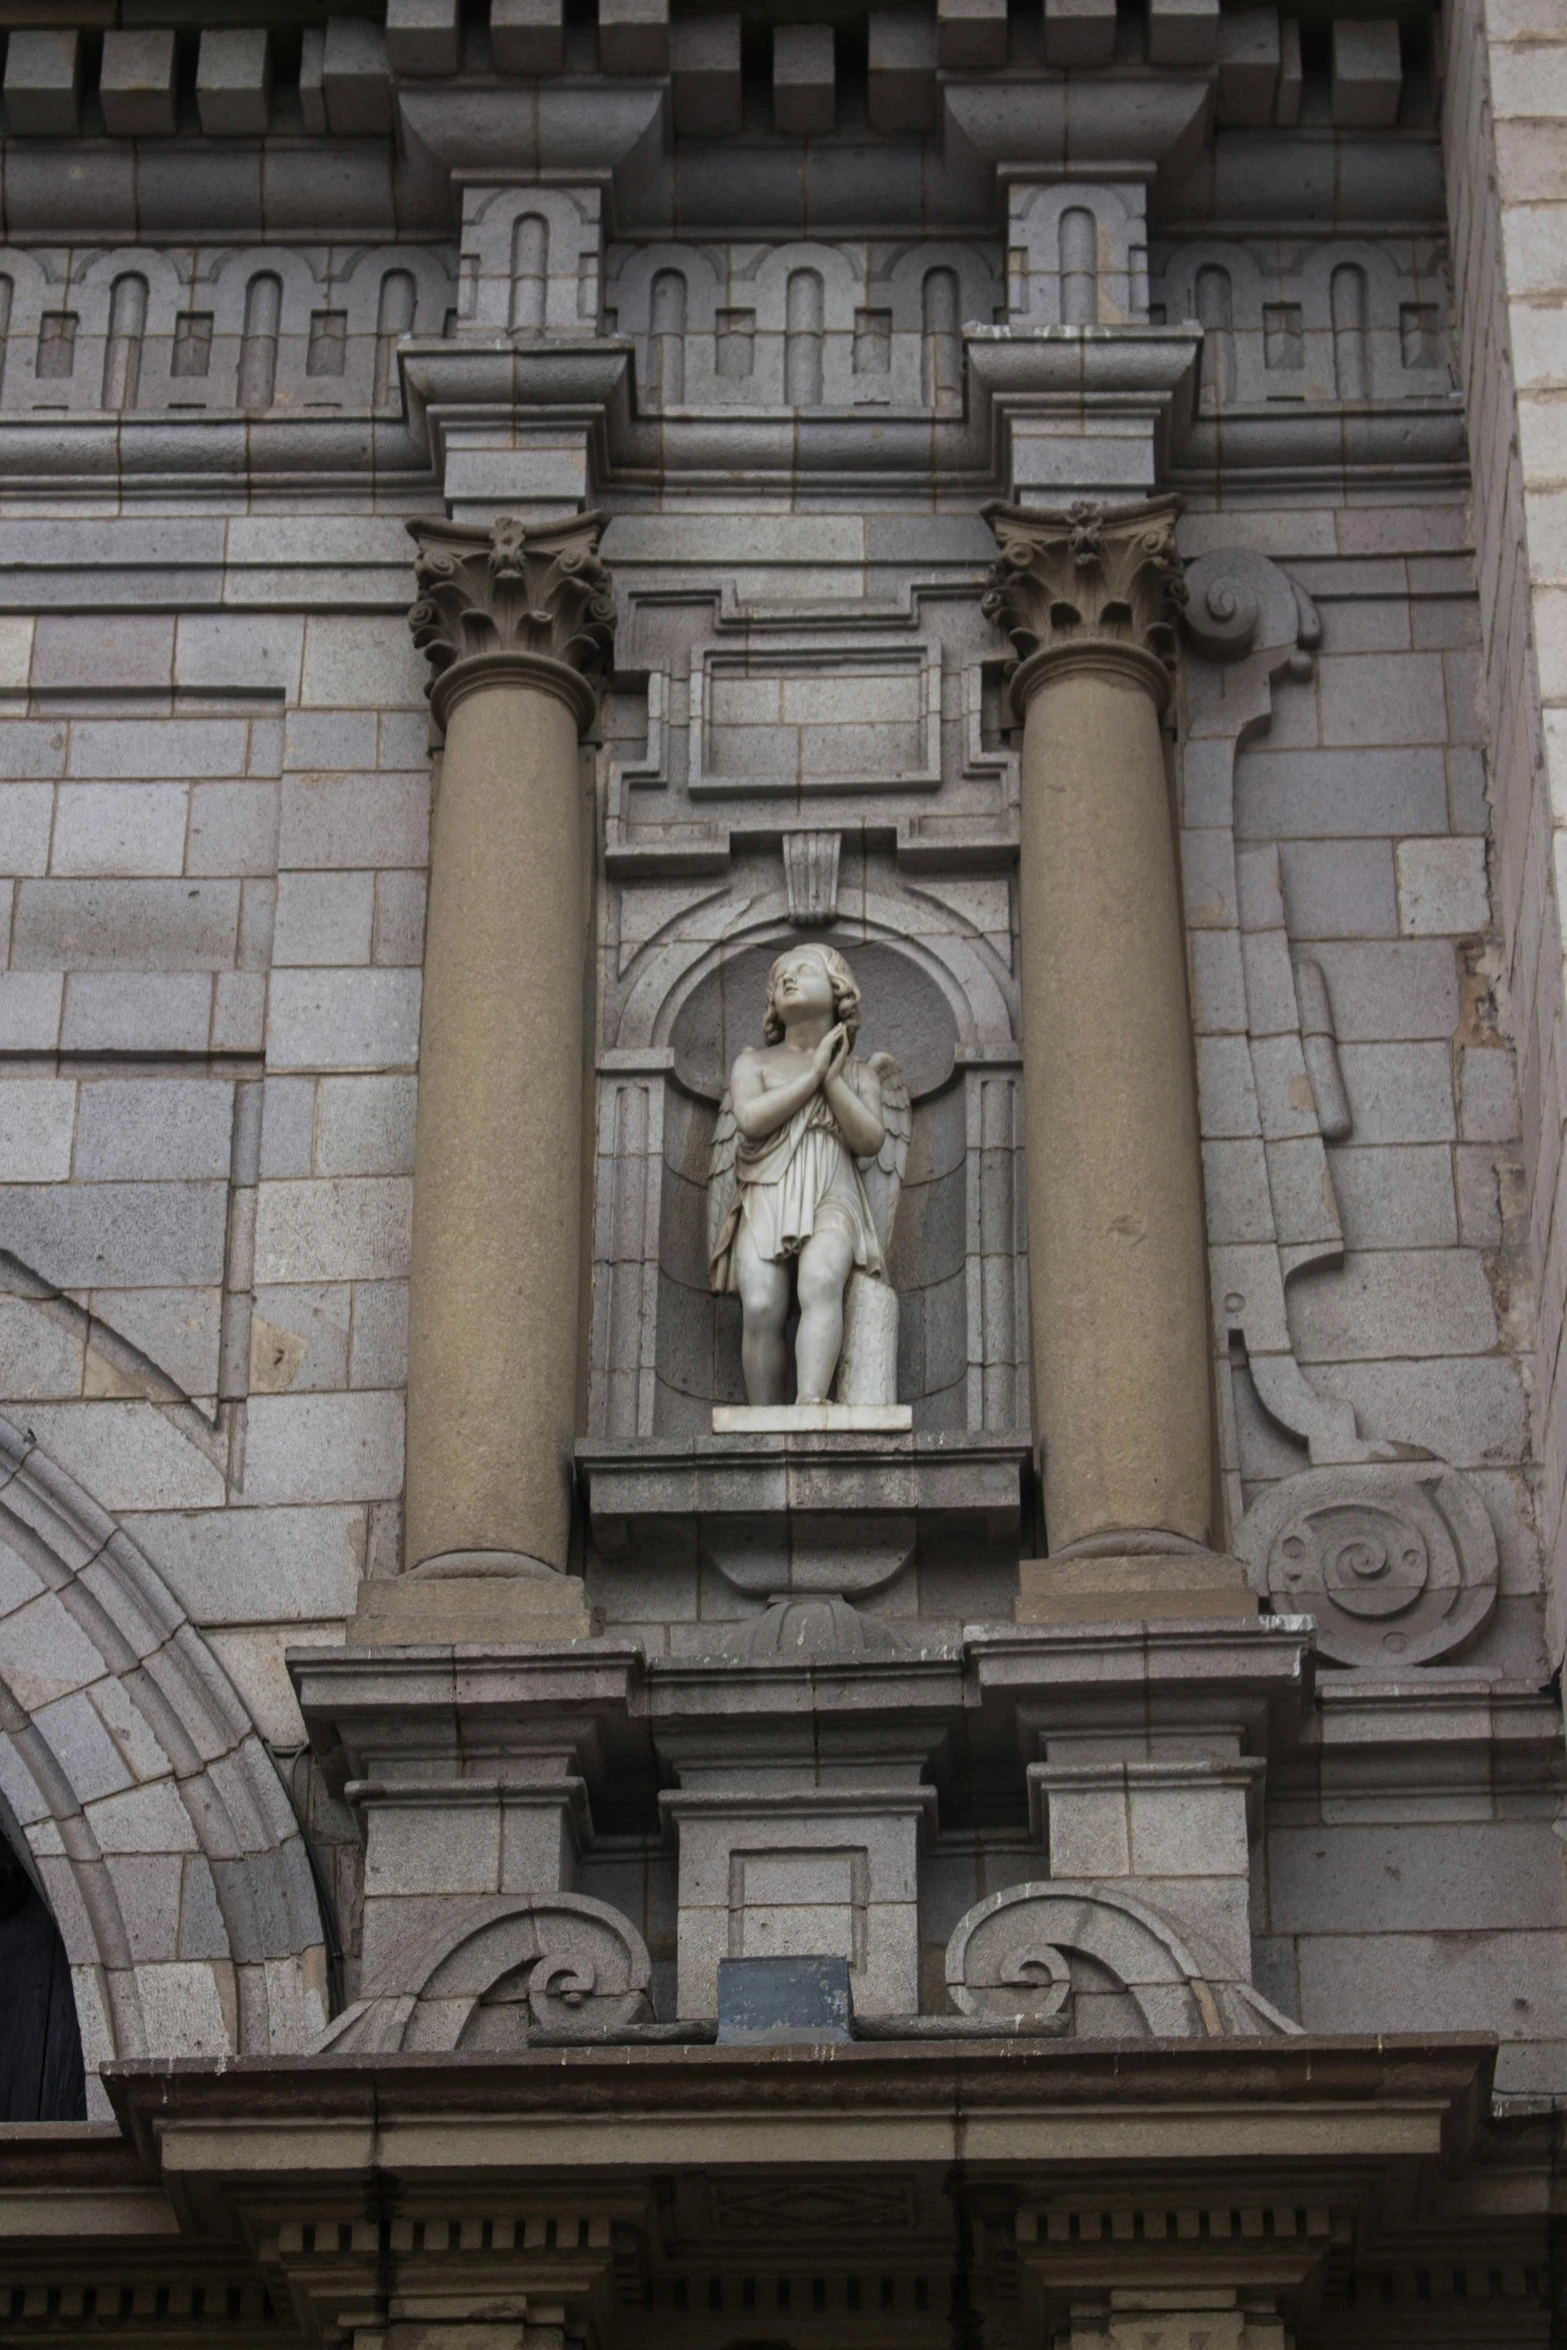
xmin=946 ymin=1882 xmax=1300 ymax=2040
xmin=319 ymin=1893 xmax=654 ymax=2054
xmin=1235 ymin=1463 xmax=1499 ymax=1667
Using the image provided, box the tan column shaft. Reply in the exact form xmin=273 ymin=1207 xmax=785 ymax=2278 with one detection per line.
xmin=984 ymin=497 xmax=1244 ymax=1618
xmin=405 ymin=673 xmax=584 ymax=1574
xmin=355 ymin=512 xmax=614 ymax=1645
xmin=1015 ymin=656 xmax=1210 ymax=1550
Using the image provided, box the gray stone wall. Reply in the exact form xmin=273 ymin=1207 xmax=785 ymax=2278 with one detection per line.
xmin=0 ymin=0 xmax=1561 ymax=2109
xmin=1442 ymin=0 xmax=1567 ymax=1667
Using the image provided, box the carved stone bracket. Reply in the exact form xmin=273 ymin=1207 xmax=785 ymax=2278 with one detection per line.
xmin=408 ymin=509 xmax=617 ymax=730
xmin=982 ymin=494 xmax=1187 ymax=715
xmin=319 ymin=1892 xmax=654 ymax=2053
xmin=945 ymin=1881 xmax=1299 ymax=2040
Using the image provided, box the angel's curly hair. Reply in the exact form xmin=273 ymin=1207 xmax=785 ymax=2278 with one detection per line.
xmin=763 ymin=942 xmax=861 ymax=1049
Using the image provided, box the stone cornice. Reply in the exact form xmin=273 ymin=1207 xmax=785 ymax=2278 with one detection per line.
xmin=96 ymin=2035 xmax=1497 ymax=2172
xmin=983 ymin=493 xmax=1187 ymax=715
xmin=407 ymin=509 xmax=617 ymax=730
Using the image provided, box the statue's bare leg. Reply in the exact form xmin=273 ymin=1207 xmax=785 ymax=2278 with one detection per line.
xmin=794 ymin=1217 xmax=856 ymax=1403
xmin=735 ymin=1222 xmax=791 ymax=1403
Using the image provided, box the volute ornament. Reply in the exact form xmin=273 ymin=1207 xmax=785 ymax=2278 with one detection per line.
xmin=1235 ymin=1463 xmax=1499 ymax=1667
xmin=945 ymin=1882 xmax=1299 ymax=2040
xmin=317 ymin=1892 xmax=654 ymax=2053
xmin=407 ymin=509 xmax=617 ymax=730
xmin=982 ymin=494 xmax=1187 ymax=716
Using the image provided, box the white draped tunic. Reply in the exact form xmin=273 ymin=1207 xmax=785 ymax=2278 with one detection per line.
xmin=710 ymin=1060 xmax=883 ymax=1293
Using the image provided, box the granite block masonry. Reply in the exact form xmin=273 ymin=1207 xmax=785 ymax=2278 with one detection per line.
xmin=0 ymin=3 xmax=1562 ymax=2344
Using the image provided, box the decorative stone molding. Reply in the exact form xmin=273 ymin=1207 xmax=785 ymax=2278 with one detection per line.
xmin=982 ymin=495 xmax=1187 ymax=715
xmin=782 ymin=829 xmax=842 ymax=924
xmin=1234 ymin=1463 xmax=1500 ymax=1668
xmin=320 ymin=1892 xmax=654 ymax=2053
xmin=946 ymin=1882 xmax=1299 ymax=2039
xmin=1179 ymin=545 xmax=1415 ymax=1506
xmin=407 ymin=510 xmax=617 ymax=730
xmin=0 ymin=1419 xmax=328 ymax=2107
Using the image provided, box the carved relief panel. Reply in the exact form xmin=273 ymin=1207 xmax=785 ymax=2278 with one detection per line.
xmin=604 ymin=238 xmax=1003 ymax=414
xmin=1151 ymin=236 xmax=1454 ymax=409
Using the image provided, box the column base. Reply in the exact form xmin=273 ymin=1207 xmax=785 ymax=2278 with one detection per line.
xmin=1016 ymin=1547 xmax=1257 ymax=1624
xmin=351 ymin=1571 xmax=595 ymax=1646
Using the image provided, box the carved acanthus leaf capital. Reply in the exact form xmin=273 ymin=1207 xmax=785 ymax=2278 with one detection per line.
xmin=407 ymin=510 xmax=616 ymax=729
xmin=983 ymin=495 xmax=1187 ymax=714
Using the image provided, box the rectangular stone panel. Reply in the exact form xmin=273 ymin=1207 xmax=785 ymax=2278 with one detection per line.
xmin=691 ymin=645 xmax=940 ymax=795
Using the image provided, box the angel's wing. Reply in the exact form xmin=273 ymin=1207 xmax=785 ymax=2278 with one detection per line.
xmin=860 ymin=1052 xmax=912 ymax=1260
xmin=707 ymin=1088 xmax=741 ymax=1290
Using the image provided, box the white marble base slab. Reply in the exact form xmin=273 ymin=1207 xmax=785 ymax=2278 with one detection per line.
xmin=712 ymin=1403 xmax=914 ymax=1434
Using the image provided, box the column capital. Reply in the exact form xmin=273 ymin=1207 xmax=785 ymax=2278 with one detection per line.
xmin=407 ymin=510 xmax=617 ymax=731
xmin=983 ymin=495 xmax=1186 ymax=717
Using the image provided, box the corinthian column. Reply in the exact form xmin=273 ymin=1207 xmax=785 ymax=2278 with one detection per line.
xmin=984 ymin=497 xmax=1249 ymax=1619
xmin=354 ymin=513 xmax=614 ymax=1646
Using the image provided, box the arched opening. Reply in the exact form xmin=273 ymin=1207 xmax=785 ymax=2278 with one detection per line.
xmin=0 ymin=1812 xmax=85 ymax=2122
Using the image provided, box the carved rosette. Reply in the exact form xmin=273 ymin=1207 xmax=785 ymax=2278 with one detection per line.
xmin=982 ymin=494 xmax=1187 ymax=716
xmin=407 ymin=510 xmax=617 ymax=731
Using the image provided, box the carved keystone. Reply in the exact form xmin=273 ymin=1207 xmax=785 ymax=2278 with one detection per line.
xmin=408 ymin=509 xmax=617 ymax=730
xmin=982 ymin=493 xmax=1186 ymax=716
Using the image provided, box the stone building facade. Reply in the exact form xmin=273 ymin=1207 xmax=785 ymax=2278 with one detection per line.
xmin=0 ymin=0 xmax=1566 ymax=2341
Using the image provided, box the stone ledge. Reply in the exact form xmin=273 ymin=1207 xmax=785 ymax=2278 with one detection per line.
xmin=578 ymin=1429 xmax=1031 ymax=1598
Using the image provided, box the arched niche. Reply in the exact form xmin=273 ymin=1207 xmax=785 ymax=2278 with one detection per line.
xmin=590 ymin=886 xmax=1028 ymax=1450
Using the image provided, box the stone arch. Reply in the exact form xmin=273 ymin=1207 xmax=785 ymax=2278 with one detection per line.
xmin=320 ymin=1893 xmax=653 ymax=2053
xmin=0 ymin=1417 xmax=328 ymax=2110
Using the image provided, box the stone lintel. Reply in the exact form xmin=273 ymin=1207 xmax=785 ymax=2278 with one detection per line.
xmin=95 ymin=2031 xmax=1497 ymax=2165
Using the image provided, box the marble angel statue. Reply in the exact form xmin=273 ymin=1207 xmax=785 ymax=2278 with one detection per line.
xmin=708 ymin=943 xmax=912 ymax=1406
